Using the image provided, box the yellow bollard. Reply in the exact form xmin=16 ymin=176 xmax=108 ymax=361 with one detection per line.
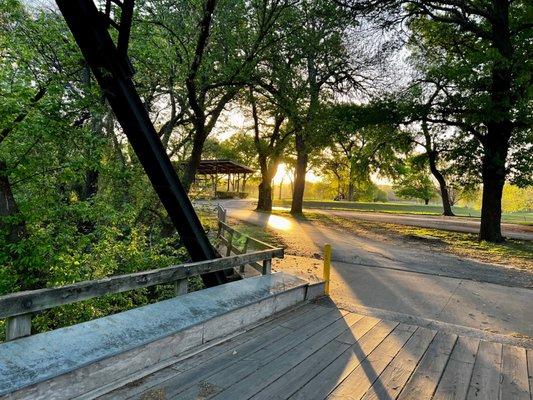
xmin=323 ymin=244 xmax=331 ymax=295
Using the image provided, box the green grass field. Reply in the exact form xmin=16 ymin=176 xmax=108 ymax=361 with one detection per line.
xmin=272 ymin=199 xmax=532 ymax=225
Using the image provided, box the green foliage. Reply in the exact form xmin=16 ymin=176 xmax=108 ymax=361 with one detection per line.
xmin=393 ymin=163 xmax=437 ymax=204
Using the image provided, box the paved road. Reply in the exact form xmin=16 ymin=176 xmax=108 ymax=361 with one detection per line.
xmin=216 ymin=201 xmax=533 ymax=338
xmin=316 ymin=208 xmax=533 ymax=241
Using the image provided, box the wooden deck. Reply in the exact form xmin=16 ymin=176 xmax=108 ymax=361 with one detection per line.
xmin=101 ymin=303 xmax=532 ymax=400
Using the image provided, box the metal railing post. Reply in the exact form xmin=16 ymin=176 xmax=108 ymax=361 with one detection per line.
xmin=323 ymin=244 xmax=331 ymax=295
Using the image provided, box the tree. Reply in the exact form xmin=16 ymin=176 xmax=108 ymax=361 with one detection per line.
xmin=344 ymin=0 xmax=532 ymax=241
xmin=140 ymin=0 xmax=292 ymax=192
xmin=319 ymin=102 xmax=410 ymax=201
xmin=394 ymin=167 xmax=437 ymax=205
xmin=247 ymin=89 xmax=291 ymax=211
xmin=254 ymin=0 xmax=371 ymax=214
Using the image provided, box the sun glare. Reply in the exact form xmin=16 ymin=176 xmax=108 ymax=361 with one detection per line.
xmin=267 ymin=214 xmax=292 ymax=231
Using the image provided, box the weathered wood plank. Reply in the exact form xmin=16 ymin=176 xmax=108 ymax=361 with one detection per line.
xmin=466 ymin=341 xmax=503 ymax=400
xmin=204 ymin=313 xmax=364 ymax=400
xmin=396 ymin=331 xmax=457 ymax=400
xmin=174 ymin=279 xmax=188 ymax=296
xmin=288 ymin=320 xmax=398 ymax=400
xmin=432 ymin=337 xmax=480 ymax=400
xmin=500 ymin=344 xmax=529 ymax=400
xmin=100 ymin=305 xmax=322 ymax=400
xmin=361 ymin=327 xmax=437 ymax=400
xmin=5 ymin=314 xmax=32 ymax=341
xmin=327 ymin=324 xmax=418 ymax=400
xmin=0 ymin=248 xmax=283 ymax=319
xmin=135 ymin=307 xmax=347 ymax=400
xmin=249 ymin=316 xmax=381 ymax=400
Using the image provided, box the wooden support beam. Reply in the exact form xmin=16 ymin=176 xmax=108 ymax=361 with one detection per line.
xmin=174 ymin=279 xmax=188 ymax=296
xmin=262 ymin=259 xmax=272 ymax=275
xmin=6 ymin=314 xmax=31 ymax=341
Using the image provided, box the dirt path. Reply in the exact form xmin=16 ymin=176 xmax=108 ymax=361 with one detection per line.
xmin=215 ymin=199 xmax=533 ymax=240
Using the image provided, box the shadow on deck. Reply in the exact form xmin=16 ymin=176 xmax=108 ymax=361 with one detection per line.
xmin=101 ymin=301 xmax=532 ymax=400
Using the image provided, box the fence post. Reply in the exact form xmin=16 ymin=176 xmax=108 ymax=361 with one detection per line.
xmin=6 ymin=314 xmax=32 ymax=341
xmin=262 ymin=258 xmax=272 ymax=275
xmin=323 ymin=244 xmax=331 ymax=295
xmin=174 ymin=279 xmax=188 ymax=296
xmin=217 ymin=205 xmax=226 ymax=223
xmin=240 ymin=237 xmax=250 ymax=273
xmin=226 ymin=231 xmax=233 ymax=256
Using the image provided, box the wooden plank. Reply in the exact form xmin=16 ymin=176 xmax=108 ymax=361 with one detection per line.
xmin=500 ymin=344 xmax=529 ymax=400
xmin=5 ymin=314 xmax=32 ymax=341
xmin=101 ymin=305 xmax=323 ymax=400
xmin=0 ymin=248 xmax=283 ymax=318
xmin=396 ymin=331 xmax=457 ymax=400
xmin=432 ymin=337 xmax=480 ymax=400
xmin=205 ymin=313 xmax=365 ymax=400
xmin=327 ymin=324 xmax=418 ymax=400
xmin=174 ymin=279 xmax=188 ymax=296
xmin=361 ymin=327 xmax=438 ymax=400
xmin=136 ymin=307 xmax=348 ymax=400
xmin=262 ymin=259 xmax=272 ymax=275
xmin=288 ymin=320 xmax=399 ymax=400
xmin=250 ymin=316 xmax=381 ymax=400
xmin=225 ymin=231 xmax=233 ymax=256
xmin=466 ymin=341 xmax=503 ymax=400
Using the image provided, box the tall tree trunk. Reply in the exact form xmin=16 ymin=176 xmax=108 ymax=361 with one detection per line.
xmin=426 ymin=150 xmax=454 ymax=216
xmin=0 ymin=160 xmax=26 ymax=244
xmin=182 ymin=130 xmax=207 ymax=192
xmin=257 ymin=178 xmax=274 ymax=211
xmin=291 ymin=132 xmax=307 ymax=214
xmin=422 ymin=122 xmax=454 ymax=216
xmin=256 ymin=157 xmax=278 ymax=212
xmin=479 ymin=131 xmax=509 ymax=242
xmin=347 ymin=181 xmax=355 ymax=202
xmin=479 ymin=2 xmax=513 ymax=242
xmin=0 ymin=160 xmax=44 ymax=290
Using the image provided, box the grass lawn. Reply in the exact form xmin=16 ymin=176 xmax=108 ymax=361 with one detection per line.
xmin=291 ymin=210 xmax=533 ymax=271
xmin=272 ymin=199 xmax=532 ymax=225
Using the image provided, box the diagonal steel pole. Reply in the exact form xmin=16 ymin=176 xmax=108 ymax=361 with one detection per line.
xmin=56 ymin=0 xmax=227 ymax=286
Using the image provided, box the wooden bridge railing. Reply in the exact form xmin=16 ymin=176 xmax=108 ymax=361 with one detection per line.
xmin=216 ymin=205 xmax=277 ymax=275
xmin=1 ymin=215 xmax=283 ymax=341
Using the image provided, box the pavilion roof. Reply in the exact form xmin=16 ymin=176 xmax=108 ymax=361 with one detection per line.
xmin=194 ymin=159 xmax=255 ymax=175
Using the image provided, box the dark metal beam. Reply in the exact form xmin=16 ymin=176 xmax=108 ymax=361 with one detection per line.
xmin=55 ymin=0 xmax=227 ymax=286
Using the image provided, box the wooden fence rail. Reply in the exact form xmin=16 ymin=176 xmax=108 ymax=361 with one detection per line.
xmin=217 ymin=219 xmax=276 ymax=274
xmin=1 ymin=248 xmax=283 ymax=341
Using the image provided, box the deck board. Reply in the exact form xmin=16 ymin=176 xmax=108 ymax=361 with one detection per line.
xmin=327 ymin=323 xmax=418 ymax=400
xmin=100 ymin=303 xmax=531 ymax=400
xmin=397 ymin=331 xmax=457 ymax=400
xmin=136 ymin=307 xmax=349 ymax=399
xmin=466 ymin=340 xmax=503 ymax=400
xmin=500 ymin=344 xmax=529 ymax=400
xmin=432 ymin=337 xmax=479 ymax=400
xmin=249 ymin=316 xmax=381 ymax=400
xmin=361 ymin=327 xmax=437 ymax=400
